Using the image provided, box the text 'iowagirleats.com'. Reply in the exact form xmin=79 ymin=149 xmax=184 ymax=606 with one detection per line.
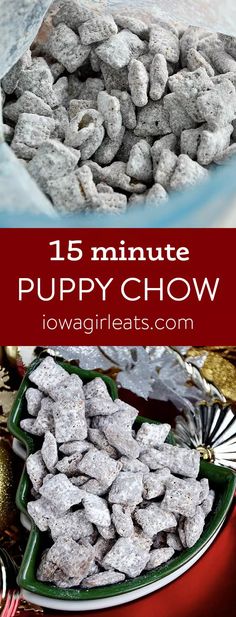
xmin=41 ymin=314 xmax=194 ymax=334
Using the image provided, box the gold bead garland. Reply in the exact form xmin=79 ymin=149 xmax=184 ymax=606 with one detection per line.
xmin=0 ymin=438 xmax=17 ymax=531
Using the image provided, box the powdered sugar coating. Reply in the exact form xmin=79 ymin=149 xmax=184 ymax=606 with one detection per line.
xmin=102 ymin=536 xmax=150 ymax=578
xmin=33 ymin=397 xmax=55 ymax=436
xmin=112 ymin=504 xmax=134 ymax=537
xmin=27 ymin=140 xmax=80 ymax=191
xmin=56 ymin=452 xmax=84 ymax=476
xmin=79 ymin=15 xmax=118 ymax=46
xmin=49 ymin=510 xmax=93 ymax=542
xmin=150 ymin=54 xmax=169 ymax=101
xmin=134 ymin=503 xmax=177 ymax=538
xmin=41 ymin=538 xmax=95 ymax=582
xmin=48 ymin=373 xmax=84 ymax=401
xmin=81 ymin=570 xmax=125 ymax=588
xmin=26 ymin=451 xmax=47 ymax=492
xmin=21 ymin=357 xmax=215 ymax=590
xmin=149 ymin=24 xmax=180 ymax=63
xmin=128 ymin=60 xmax=149 ymax=108
xmin=145 ymin=547 xmax=175 ymax=570
xmin=79 ymin=447 xmax=121 ymax=485
xmin=53 ymin=398 xmax=87 ymax=443
xmin=161 ymin=476 xmax=201 ymax=517
xmin=97 ymin=91 xmax=122 ymax=140
xmin=4 ymin=7 xmax=236 ymax=214
xmin=143 ymin=469 xmax=170 ymax=500
xmin=25 ymin=387 xmax=44 ymax=416
xmin=136 ymin=423 xmax=171 ymax=450
xmin=140 ymin=443 xmax=200 ymax=478
xmin=82 ymin=493 xmax=111 ymax=527
xmin=41 ymin=431 xmax=58 ymax=472
xmin=184 ymin=506 xmax=205 ymax=548
xmin=96 ymin=30 xmax=146 ymax=70
xmin=108 ymin=472 xmax=143 ymax=507
xmin=201 ymin=489 xmax=215 ymax=516
xmin=29 ymin=357 xmax=68 ymax=394
xmin=39 ymin=473 xmax=84 ymax=513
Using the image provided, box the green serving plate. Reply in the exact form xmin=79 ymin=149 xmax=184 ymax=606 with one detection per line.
xmin=8 ymin=358 xmax=236 ymax=604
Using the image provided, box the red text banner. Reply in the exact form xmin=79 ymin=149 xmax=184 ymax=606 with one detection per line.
xmin=0 ymin=228 xmax=235 ymax=344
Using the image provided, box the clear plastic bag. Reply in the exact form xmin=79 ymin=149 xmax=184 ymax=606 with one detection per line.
xmin=1 ymin=0 xmax=236 ymax=80
xmin=109 ymin=0 xmax=236 ymax=37
xmin=0 ymin=0 xmax=236 ymax=223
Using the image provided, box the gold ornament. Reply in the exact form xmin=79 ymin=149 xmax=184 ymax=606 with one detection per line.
xmin=187 ymin=348 xmax=236 ymax=401
xmin=4 ymin=346 xmax=19 ymax=367
xmin=0 ymin=439 xmax=17 ymax=531
xmin=196 ymin=445 xmax=215 ymax=463
xmin=199 ymin=347 xmax=236 ymax=364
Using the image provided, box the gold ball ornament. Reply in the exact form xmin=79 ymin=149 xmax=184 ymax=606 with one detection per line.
xmin=3 ymin=346 xmax=19 ymax=369
xmin=0 ymin=438 xmax=17 ymax=531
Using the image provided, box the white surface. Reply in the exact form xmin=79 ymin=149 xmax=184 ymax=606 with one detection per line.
xmin=21 ymin=523 xmax=223 ymax=612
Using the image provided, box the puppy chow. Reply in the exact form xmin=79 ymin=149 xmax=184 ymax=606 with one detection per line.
xmin=134 ymin=503 xmax=177 ymax=537
xmin=26 ymin=451 xmax=47 ymax=492
xmin=81 ymin=570 xmax=125 ymax=588
xmin=78 ymin=447 xmax=121 ymax=485
xmin=29 ymin=357 xmax=68 ymax=393
xmin=53 ymin=398 xmax=87 ymax=443
xmin=82 ymin=493 xmax=111 ymax=527
xmin=20 ymin=357 xmax=215 ymax=590
xmin=145 ymin=547 xmax=175 ymax=570
xmin=102 ymin=536 xmax=150 ymax=578
xmin=3 ymin=5 xmax=236 ymax=213
xmin=41 ymin=431 xmax=58 ymax=472
xmin=108 ymin=472 xmax=143 ymax=507
xmin=39 ymin=473 xmax=85 ymax=513
xmin=25 ymin=387 xmax=44 ymax=416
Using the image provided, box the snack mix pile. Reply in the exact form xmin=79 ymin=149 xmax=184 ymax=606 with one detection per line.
xmin=21 ymin=357 xmax=215 ymax=589
xmin=1 ymin=1 xmax=236 ymax=214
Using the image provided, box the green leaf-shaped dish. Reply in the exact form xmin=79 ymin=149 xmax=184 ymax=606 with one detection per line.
xmin=8 ymin=358 xmax=236 ymax=607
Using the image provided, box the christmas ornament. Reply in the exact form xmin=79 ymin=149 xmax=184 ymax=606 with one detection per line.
xmin=187 ymin=348 xmax=236 ymax=401
xmin=0 ymin=438 xmax=17 ymax=531
xmin=147 ymin=346 xmax=211 ymax=411
xmin=165 ymin=347 xmax=226 ymax=402
xmin=4 ymin=346 xmax=19 ymax=367
xmin=198 ymin=347 xmax=236 ymax=363
xmin=174 ymin=400 xmax=236 ymax=471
